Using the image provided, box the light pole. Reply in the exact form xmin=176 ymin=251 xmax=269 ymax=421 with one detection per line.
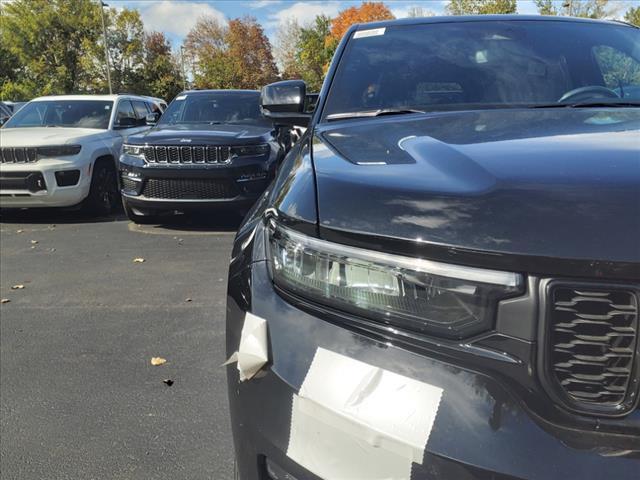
xmin=99 ymin=1 xmax=113 ymax=94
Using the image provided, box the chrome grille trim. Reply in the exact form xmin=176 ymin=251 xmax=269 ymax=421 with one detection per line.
xmin=542 ymin=282 xmax=639 ymax=416
xmin=142 ymin=145 xmax=232 ymax=165
xmin=0 ymin=147 xmax=39 ymax=163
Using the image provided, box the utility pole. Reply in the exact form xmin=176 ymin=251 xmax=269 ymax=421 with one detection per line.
xmin=99 ymin=1 xmax=113 ymax=94
xmin=180 ymin=46 xmax=187 ymax=91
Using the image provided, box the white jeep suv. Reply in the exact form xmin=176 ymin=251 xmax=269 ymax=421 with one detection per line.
xmin=0 ymin=94 xmax=163 ymax=215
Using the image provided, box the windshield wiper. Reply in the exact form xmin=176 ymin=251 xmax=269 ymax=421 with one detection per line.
xmin=530 ymin=101 xmax=640 ymax=109
xmin=326 ymin=108 xmax=426 ymax=121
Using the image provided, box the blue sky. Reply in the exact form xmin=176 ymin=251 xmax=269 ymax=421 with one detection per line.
xmin=110 ymin=0 xmax=639 ymax=48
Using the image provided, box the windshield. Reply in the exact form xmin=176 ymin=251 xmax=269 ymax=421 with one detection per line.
xmin=158 ymin=91 xmax=272 ymax=127
xmin=323 ymin=20 xmax=640 ymax=119
xmin=4 ymin=100 xmax=113 ymax=129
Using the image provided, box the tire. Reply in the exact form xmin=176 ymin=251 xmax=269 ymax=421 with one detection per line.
xmin=122 ymin=198 xmax=160 ymax=225
xmin=82 ymin=159 xmax=119 ymax=216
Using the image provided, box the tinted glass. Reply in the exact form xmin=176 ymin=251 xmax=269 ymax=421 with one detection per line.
xmin=323 ymin=21 xmax=640 ymax=118
xmin=4 ymin=100 xmax=113 ymax=129
xmin=132 ymin=100 xmax=149 ymax=119
xmin=159 ymin=92 xmax=272 ymax=127
xmin=115 ymin=100 xmax=137 ymax=126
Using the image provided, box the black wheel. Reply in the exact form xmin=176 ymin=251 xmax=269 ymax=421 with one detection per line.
xmin=82 ymin=160 xmax=119 ymax=216
xmin=122 ymin=198 xmax=161 ymax=225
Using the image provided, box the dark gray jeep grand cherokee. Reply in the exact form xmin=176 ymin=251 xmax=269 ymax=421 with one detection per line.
xmin=119 ymin=90 xmax=289 ymax=223
xmin=226 ymin=16 xmax=640 ymax=480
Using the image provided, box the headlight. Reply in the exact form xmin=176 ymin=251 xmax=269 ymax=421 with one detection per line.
xmin=231 ymin=144 xmax=270 ymax=158
xmin=123 ymin=144 xmax=145 ymax=158
xmin=37 ymin=145 xmax=81 ymax=158
xmin=267 ymin=220 xmax=524 ymax=339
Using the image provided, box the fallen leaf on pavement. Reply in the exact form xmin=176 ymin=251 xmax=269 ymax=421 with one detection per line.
xmin=163 ymin=379 xmax=174 ymax=387
xmin=151 ymin=357 xmax=167 ymax=366
xmin=133 ymin=257 xmax=145 ymax=263
xmin=30 ymin=240 xmax=38 ymax=244
xmin=11 ymin=285 xmax=25 ymax=290
xmin=185 ymin=298 xmax=192 ymax=302
xmin=1 ymin=298 xmax=10 ymax=304
xmin=16 ymin=229 xmax=24 ymax=234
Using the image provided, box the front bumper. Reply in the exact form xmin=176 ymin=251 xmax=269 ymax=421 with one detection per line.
xmin=118 ymin=153 xmax=275 ymax=212
xmin=0 ymin=158 xmax=91 ymax=208
xmin=226 ymin=229 xmax=639 ymax=480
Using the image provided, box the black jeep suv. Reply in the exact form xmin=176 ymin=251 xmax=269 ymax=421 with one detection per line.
xmin=118 ymin=90 xmax=290 ymax=223
xmin=226 ymin=16 xmax=639 ymax=480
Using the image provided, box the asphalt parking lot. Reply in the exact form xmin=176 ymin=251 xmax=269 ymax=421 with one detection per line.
xmin=0 ymin=209 xmax=240 ymax=480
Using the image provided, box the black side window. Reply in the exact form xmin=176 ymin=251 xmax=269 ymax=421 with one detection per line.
xmin=115 ymin=100 xmax=137 ymax=128
xmin=132 ymin=100 xmax=149 ymax=120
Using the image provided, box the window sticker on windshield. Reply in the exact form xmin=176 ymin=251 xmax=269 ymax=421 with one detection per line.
xmin=353 ymin=27 xmax=385 ymax=39
xmin=175 ymin=95 xmax=187 ymax=101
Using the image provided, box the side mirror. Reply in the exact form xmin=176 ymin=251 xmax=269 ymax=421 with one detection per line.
xmin=146 ymin=112 xmax=160 ymax=126
xmin=115 ymin=116 xmax=138 ymax=129
xmin=261 ymin=80 xmax=311 ymax=127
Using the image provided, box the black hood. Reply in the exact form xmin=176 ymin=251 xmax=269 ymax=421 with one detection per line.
xmin=127 ymin=123 xmax=274 ymax=145
xmin=313 ymin=108 xmax=640 ymax=274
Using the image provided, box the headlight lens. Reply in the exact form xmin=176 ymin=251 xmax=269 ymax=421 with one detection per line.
xmin=37 ymin=144 xmax=81 ymax=158
xmin=267 ymin=220 xmax=524 ymax=339
xmin=231 ymin=144 xmax=270 ymax=158
xmin=123 ymin=144 xmax=145 ymax=158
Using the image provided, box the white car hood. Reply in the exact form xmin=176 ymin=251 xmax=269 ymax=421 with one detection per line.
xmin=0 ymin=127 xmax=108 ymax=147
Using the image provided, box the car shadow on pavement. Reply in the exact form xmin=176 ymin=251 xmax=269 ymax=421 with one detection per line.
xmin=0 ymin=207 xmax=127 ymax=225
xmin=131 ymin=211 xmax=244 ymax=234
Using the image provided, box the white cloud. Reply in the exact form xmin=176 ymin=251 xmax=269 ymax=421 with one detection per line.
xmin=266 ymin=1 xmax=342 ymax=29
xmin=250 ymin=0 xmax=283 ymax=8
xmin=137 ymin=0 xmax=226 ymax=37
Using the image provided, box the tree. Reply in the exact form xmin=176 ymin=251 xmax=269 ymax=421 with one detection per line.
xmin=226 ymin=16 xmax=278 ymax=89
xmin=141 ymin=32 xmax=184 ymax=101
xmin=534 ymin=0 xmax=620 ymax=18
xmin=327 ymin=2 xmax=395 ymax=50
xmin=625 ymin=6 xmax=640 ymax=26
xmin=108 ymin=8 xmax=145 ymax=93
xmin=295 ymin=15 xmax=332 ymax=92
xmin=1 ymin=0 xmax=103 ymax=98
xmin=184 ymin=15 xmax=277 ymax=90
xmin=446 ymin=0 xmax=517 ymax=15
xmin=274 ymin=18 xmax=303 ymax=79
xmin=184 ymin=15 xmax=228 ymax=88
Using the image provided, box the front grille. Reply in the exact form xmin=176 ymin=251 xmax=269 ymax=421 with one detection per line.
xmin=0 ymin=171 xmax=47 ymax=192
xmin=141 ymin=178 xmax=238 ymax=200
xmin=143 ymin=145 xmax=231 ymax=164
xmin=1 ymin=147 xmax=38 ymax=163
xmin=546 ymin=284 xmax=639 ymax=414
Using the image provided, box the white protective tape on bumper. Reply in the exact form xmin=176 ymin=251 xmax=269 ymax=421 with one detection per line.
xmin=287 ymin=347 xmax=443 ymax=480
xmin=224 ymin=312 xmax=268 ymax=381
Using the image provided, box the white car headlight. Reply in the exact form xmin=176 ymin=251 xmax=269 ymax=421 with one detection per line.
xmin=123 ymin=144 xmax=145 ymax=158
xmin=266 ymin=220 xmax=524 ymax=339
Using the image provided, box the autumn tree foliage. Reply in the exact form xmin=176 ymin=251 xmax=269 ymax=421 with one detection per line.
xmin=184 ymin=15 xmax=277 ymax=90
xmin=446 ymin=0 xmax=517 ymax=15
xmin=327 ymin=2 xmax=395 ymax=48
xmin=142 ymin=32 xmax=184 ymax=101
